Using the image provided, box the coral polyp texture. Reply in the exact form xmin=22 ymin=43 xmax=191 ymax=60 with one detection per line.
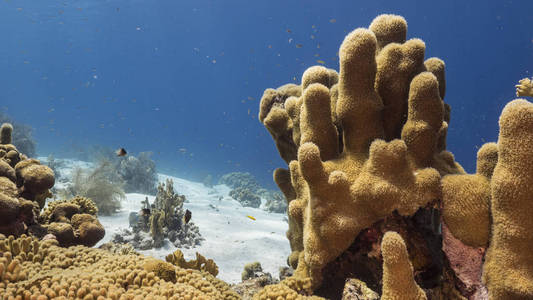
xmin=380 ymin=232 xmax=426 ymax=300
xmin=259 ymin=13 xmax=533 ymax=300
xmin=0 ymin=123 xmax=55 ymax=237
xmin=0 ymin=234 xmax=240 ymax=299
xmin=260 ymin=13 xmax=461 ymax=295
xmin=482 ymin=99 xmax=533 ymax=299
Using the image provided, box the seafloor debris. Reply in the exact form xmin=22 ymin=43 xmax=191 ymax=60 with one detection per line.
xmin=257 ymin=13 xmax=533 ymax=300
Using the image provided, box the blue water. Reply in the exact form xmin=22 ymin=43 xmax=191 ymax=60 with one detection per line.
xmin=0 ymin=0 xmax=531 ymax=188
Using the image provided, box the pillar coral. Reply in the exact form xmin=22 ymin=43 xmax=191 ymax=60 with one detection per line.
xmin=482 ymin=99 xmax=533 ymax=299
xmin=259 ymin=13 xmax=464 ymax=291
xmin=381 ymin=231 xmax=426 ymax=300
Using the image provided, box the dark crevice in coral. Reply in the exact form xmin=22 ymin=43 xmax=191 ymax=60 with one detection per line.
xmin=315 ymin=205 xmax=444 ymax=300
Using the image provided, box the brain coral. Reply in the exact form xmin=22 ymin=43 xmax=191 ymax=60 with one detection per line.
xmin=0 ymin=234 xmax=240 ymax=299
xmin=259 ymin=14 xmax=463 ymax=291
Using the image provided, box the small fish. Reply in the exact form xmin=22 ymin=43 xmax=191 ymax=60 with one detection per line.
xmin=116 ymin=148 xmax=127 ymax=156
xmin=247 ymin=215 xmax=256 ymax=221
xmin=286 ymin=29 xmax=292 ymax=33
xmin=183 ymin=209 xmax=192 ymax=224
xmin=329 ymin=18 xmax=336 ymax=23
xmin=316 ymin=60 xmax=326 ymax=65
xmin=296 ymin=44 xmax=303 ymax=48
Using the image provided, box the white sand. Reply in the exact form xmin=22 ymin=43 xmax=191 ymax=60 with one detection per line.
xmin=44 ymin=158 xmax=290 ymax=283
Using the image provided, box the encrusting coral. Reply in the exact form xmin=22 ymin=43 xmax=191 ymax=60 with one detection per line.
xmin=0 ymin=234 xmax=240 ymax=299
xmin=259 ymin=14 xmax=463 ymax=295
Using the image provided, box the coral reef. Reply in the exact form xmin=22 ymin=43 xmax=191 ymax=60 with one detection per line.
xmin=0 ymin=234 xmax=240 ymax=299
xmin=481 ymin=99 xmax=533 ymax=299
xmin=0 ymin=124 xmax=107 ymax=250
xmin=230 ymin=187 xmax=262 ymax=208
xmin=166 ymin=249 xmax=219 ymax=277
xmin=220 ymin=172 xmax=262 ymax=192
xmin=242 ymin=262 xmax=268 ymax=281
xmin=261 ymin=190 xmax=288 ymax=213
xmin=259 ymin=14 xmax=461 ymax=297
xmin=58 ymin=160 xmax=125 ymax=215
xmin=116 ymin=152 xmax=158 ymax=195
xmin=258 ymin=13 xmax=533 ymax=300
xmin=233 ymin=262 xmax=278 ymax=300
xmin=0 ymin=113 xmax=36 ymax=157
xmin=113 ymin=179 xmax=203 ymax=250
xmin=0 ymin=123 xmax=54 ymax=237
xmin=39 ymin=196 xmax=105 ymax=247
xmin=221 ymin=172 xmax=288 ymax=212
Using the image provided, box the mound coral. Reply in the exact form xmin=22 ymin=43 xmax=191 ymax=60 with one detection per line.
xmin=258 ymin=13 xmax=533 ymax=300
xmin=39 ymin=196 xmax=104 ymax=247
xmin=0 ymin=123 xmax=54 ymax=237
xmin=0 ymin=234 xmax=240 ymax=299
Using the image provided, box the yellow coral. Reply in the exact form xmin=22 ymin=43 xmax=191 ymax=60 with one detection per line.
xmin=166 ymin=249 xmax=219 ymax=277
xmin=0 ymin=235 xmax=240 ymax=299
xmin=483 ymin=99 xmax=533 ymax=299
xmin=515 ymin=77 xmax=533 ymax=97
xmin=441 ymin=143 xmax=496 ymax=248
xmin=261 ymin=14 xmax=462 ymax=290
xmin=41 ymin=196 xmax=99 ymax=223
xmin=380 ymin=232 xmax=426 ymax=300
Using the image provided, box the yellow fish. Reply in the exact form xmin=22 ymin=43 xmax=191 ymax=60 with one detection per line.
xmin=247 ymin=215 xmax=256 ymax=221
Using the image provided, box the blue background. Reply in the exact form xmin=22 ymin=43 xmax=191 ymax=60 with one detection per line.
xmin=1 ymin=0 xmax=532 ymax=188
